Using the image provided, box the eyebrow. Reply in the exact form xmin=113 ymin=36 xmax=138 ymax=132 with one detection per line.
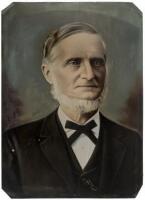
xmin=64 ymin=55 xmax=106 ymax=66
xmin=64 ymin=57 xmax=82 ymax=64
xmin=90 ymin=56 xmax=106 ymax=60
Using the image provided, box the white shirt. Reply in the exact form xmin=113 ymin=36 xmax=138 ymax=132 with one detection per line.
xmin=58 ymin=107 xmax=100 ymax=169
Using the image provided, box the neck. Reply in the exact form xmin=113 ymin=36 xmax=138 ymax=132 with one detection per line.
xmin=60 ymin=105 xmax=98 ymax=124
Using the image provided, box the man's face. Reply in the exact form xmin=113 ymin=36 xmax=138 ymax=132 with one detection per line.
xmin=45 ymin=32 xmax=106 ymax=101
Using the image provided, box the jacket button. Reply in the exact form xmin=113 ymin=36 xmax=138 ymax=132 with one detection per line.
xmin=90 ymin=185 xmax=98 ymax=191
xmin=81 ymin=178 xmax=90 ymax=185
xmin=81 ymin=178 xmax=98 ymax=191
xmin=11 ymin=148 xmax=15 ymax=153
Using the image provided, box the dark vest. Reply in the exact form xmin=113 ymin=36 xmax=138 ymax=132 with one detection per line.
xmin=2 ymin=110 xmax=142 ymax=198
xmin=56 ymin=114 xmax=104 ymax=197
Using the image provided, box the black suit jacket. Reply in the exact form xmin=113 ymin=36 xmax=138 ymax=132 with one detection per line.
xmin=2 ymin=110 xmax=142 ymax=198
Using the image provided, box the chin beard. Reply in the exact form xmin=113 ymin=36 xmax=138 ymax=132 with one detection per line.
xmin=50 ymin=84 xmax=104 ymax=114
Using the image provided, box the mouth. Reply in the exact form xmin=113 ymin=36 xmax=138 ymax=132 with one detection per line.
xmin=76 ymin=85 xmax=98 ymax=88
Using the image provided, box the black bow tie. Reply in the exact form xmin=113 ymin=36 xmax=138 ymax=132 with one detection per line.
xmin=65 ymin=120 xmax=98 ymax=145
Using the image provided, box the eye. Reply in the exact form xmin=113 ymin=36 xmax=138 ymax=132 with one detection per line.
xmin=67 ymin=58 xmax=81 ymax=66
xmin=90 ymin=58 xmax=105 ymax=68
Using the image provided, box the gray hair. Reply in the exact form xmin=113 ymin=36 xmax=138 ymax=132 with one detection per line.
xmin=42 ymin=22 xmax=106 ymax=65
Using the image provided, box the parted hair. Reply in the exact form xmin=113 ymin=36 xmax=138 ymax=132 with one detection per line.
xmin=42 ymin=22 xmax=106 ymax=64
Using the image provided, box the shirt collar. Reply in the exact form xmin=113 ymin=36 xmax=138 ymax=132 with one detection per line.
xmin=57 ymin=106 xmax=100 ymax=138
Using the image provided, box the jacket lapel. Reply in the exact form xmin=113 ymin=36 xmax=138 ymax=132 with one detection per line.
xmin=38 ymin=111 xmax=75 ymax=192
xmin=98 ymin=114 xmax=127 ymax=192
xmin=37 ymin=111 xmax=127 ymax=194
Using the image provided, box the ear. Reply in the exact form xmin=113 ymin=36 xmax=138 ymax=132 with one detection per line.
xmin=41 ymin=64 xmax=53 ymax=84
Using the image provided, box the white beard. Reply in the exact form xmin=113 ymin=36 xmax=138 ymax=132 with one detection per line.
xmin=50 ymin=79 xmax=104 ymax=115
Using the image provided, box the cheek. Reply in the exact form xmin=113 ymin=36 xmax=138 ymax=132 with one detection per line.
xmin=102 ymin=70 xmax=106 ymax=82
xmin=51 ymin=70 xmax=71 ymax=89
xmin=96 ymin=68 xmax=106 ymax=82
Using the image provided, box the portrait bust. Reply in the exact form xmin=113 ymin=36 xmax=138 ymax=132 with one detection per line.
xmin=2 ymin=2 xmax=142 ymax=198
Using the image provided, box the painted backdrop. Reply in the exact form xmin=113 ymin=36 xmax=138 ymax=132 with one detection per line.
xmin=2 ymin=2 xmax=142 ymax=134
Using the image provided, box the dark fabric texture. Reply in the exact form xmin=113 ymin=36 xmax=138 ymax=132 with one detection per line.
xmin=2 ymin=110 xmax=143 ymax=198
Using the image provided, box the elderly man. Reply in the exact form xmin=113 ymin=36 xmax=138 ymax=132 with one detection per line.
xmin=2 ymin=22 xmax=142 ymax=198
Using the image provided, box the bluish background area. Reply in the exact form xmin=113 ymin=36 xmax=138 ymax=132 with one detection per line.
xmin=2 ymin=2 xmax=142 ymax=133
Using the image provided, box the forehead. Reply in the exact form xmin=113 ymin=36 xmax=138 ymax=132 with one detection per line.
xmin=51 ymin=32 xmax=105 ymax=61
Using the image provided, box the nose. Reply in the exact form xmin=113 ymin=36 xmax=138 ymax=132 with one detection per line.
xmin=81 ymin=61 xmax=95 ymax=80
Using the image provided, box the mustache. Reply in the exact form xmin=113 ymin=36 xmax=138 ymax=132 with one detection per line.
xmin=75 ymin=81 xmax=100 ymax=88
xmin=76 ymin=85 xmax=98 ymax=87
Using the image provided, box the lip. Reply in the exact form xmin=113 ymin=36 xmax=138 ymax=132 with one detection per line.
xmin=76 ymin=85 xmax=98 ymax=88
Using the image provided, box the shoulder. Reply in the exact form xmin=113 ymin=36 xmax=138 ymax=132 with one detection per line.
xmin=100 ymin=113 xmax=142 ymax=145
xmin=3 ymin=110 xmax=57 ymax=145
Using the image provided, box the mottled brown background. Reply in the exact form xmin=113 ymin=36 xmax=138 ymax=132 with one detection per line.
xmin=2 ymin=2 xmax=142 ymax=134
